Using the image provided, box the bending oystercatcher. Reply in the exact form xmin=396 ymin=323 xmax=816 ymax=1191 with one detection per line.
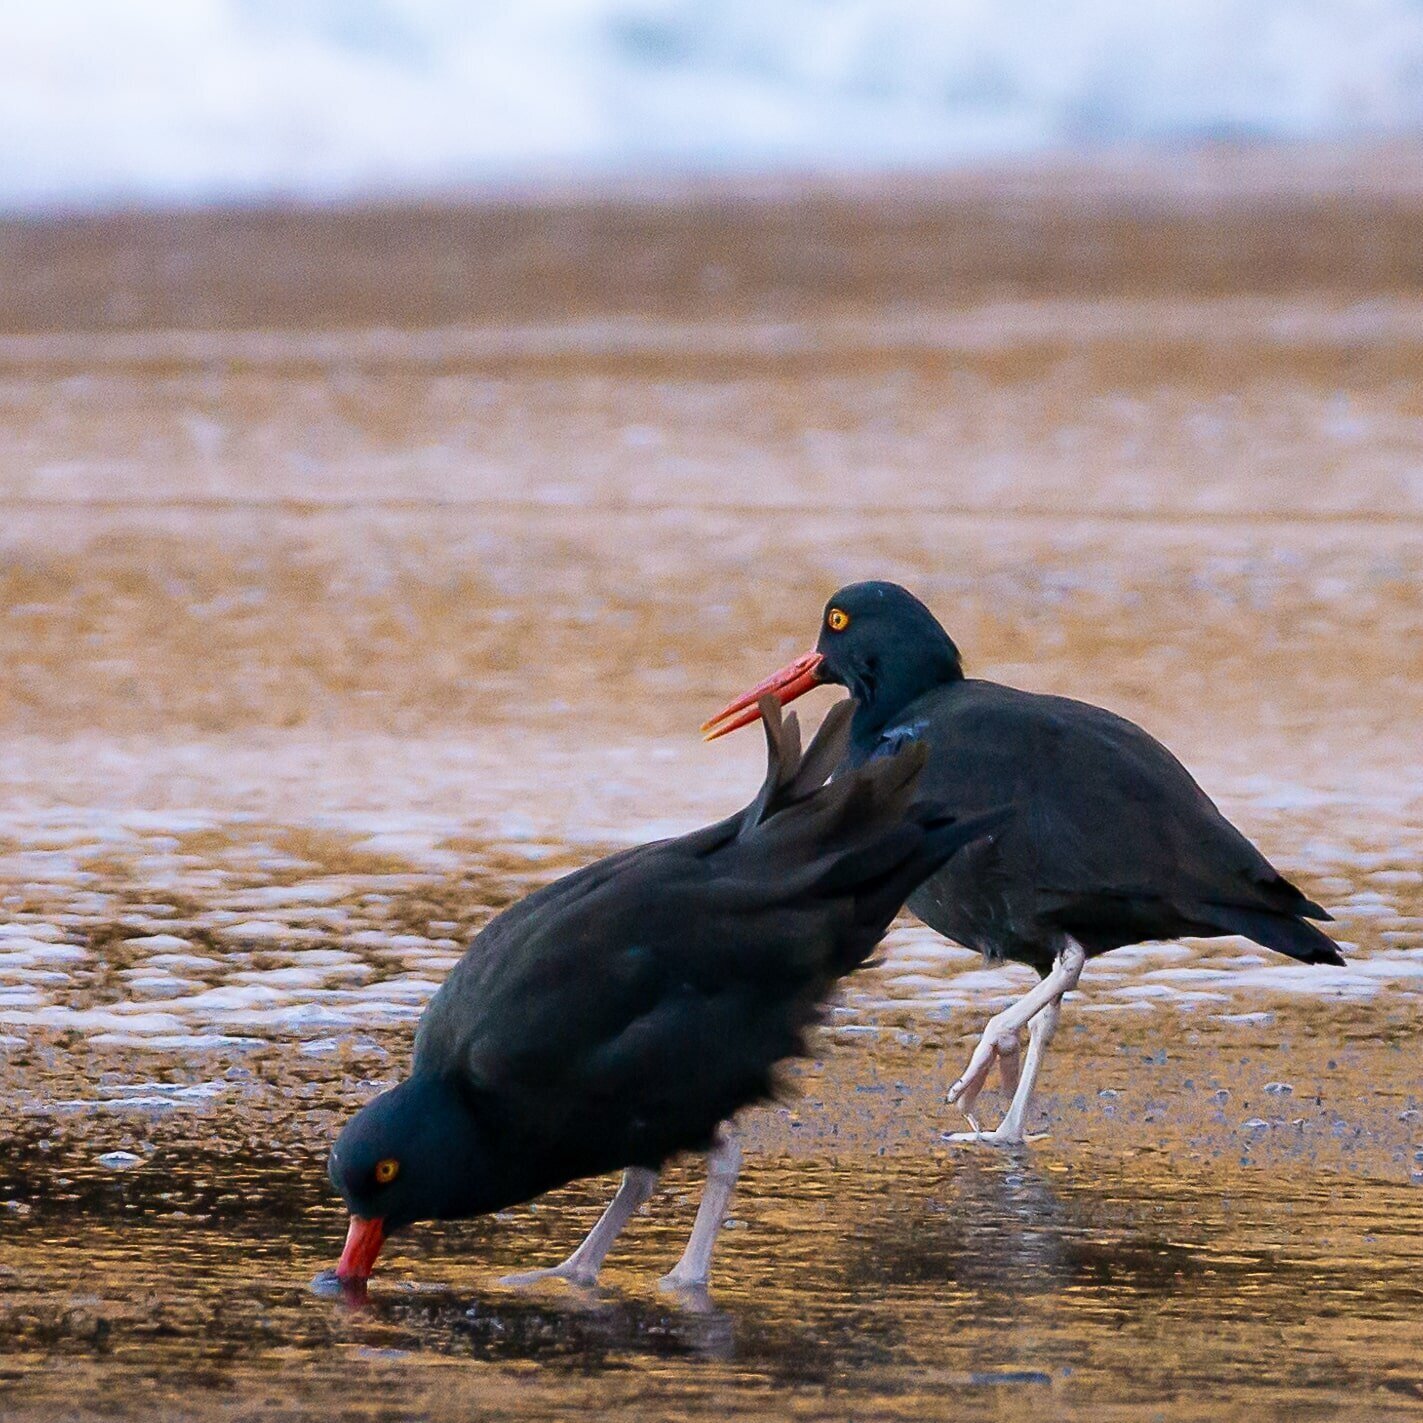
xmin=327 ymin=695 xmax=1006 ymax=1290
xmin=702 ymin=580 xmax=1342 ymax=1146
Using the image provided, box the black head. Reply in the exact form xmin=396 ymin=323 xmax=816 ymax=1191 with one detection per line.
xmin=814 ymin=582 xmax=963 ymax=730
xmin=328 ymin=1073 xmax=493 ymax=1278
xmin=701 ymin=581 xmax=964 ymax=744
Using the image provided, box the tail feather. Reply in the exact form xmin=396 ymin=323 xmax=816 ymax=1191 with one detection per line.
xmin=785 ymin=699 xmax=854 ymax=800
xmin=715 ymin=698 xmax=1014 ymax=977
xmin=1255 ymin=865 xmax=1334 ymax=922
xmin=744 ymin=697 xmax=923 ymax=853
xmin=740 ymin=696 xmax=853 ymax=832
xmin=1190 ymin=902 xmax=1345 ymax=965
xmin=750 ymin=697 xmax=803 ymax=819
xmin=763 ymin=738 xmax=928 ymax=868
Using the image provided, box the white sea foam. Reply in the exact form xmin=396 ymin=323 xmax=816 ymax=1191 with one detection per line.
xmin=5 ymin=0 xmax=1423 ymax=211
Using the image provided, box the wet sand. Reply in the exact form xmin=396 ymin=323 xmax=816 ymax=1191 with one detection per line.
xmin=0 ymin=149 xmax=1421 ymax=1420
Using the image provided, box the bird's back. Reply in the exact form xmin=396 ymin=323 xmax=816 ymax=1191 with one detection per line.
xmin=414 ymin=700 xmax=1003 ymax=1202
xmin=889 ymin=679 xmax=1336 ymax=967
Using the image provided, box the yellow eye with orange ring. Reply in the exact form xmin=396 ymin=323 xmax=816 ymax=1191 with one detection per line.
xmin=374 ymin=1158 xmax=400 ymax=1185
xmin=826 ymin=607 xmax=850 ymax=632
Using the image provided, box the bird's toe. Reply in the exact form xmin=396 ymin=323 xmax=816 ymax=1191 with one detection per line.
xmin=661 ymin=1280 xmax=715 ymax=1312
xmin=658 ymin=1267 xmax=709 ymax=1293
xmin=944 ymin=1127 xmax=1046 ymax=1148
xmin=501 ymin=1263 xmax=598 ymax=1289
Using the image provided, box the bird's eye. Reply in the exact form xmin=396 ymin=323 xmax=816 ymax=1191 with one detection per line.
xmin=374 ymin=1158 xmax=400 ymax=1186
xmin=827 ymin=608 xmax=850 ymax=632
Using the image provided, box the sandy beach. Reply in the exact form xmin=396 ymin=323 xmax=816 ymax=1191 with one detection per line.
xmin=1 ymin=149 xmax=1421 ymax=1420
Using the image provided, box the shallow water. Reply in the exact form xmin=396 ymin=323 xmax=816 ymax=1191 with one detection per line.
xmin=2 ymin=169 xmax=1422 ymax=1419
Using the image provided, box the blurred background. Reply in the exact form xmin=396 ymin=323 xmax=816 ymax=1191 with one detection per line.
xmin=3 ymin=0 xmax=1421 ymax=764
xmin=2 ymin=8 xmax=1423 ymax=1416
xmin=7 ymin=0 xmax=1423 ymax=209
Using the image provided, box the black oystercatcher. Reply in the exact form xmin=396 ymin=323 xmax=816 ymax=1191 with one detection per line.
xmin=327 ymin=695 xmax=1006 ymax=1291
xmin=702 ymin=581 xmax=1342 ymax=1146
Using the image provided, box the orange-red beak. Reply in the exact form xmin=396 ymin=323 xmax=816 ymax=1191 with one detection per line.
xmin=701 ymin=650 xmax=825 ymax=741
xmin=336 ymin=1215 xmax=386 ymax=1283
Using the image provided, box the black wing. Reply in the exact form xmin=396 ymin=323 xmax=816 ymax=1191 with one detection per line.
xmin=904 ymin=680 xmax=1340 ymax=963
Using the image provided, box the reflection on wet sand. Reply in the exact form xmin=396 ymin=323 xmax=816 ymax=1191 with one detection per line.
xmin=4 ymin=1124 xmax=1422 ymax=1419
xmin=0 ymin=160 xmax=1421 ymax=1420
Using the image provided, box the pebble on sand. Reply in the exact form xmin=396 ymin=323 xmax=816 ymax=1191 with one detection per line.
xmin=97 ymin=1151 xmax=144 ymax=1169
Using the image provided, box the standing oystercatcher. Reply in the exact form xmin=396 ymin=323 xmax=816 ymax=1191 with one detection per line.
xmin=702 ymin=580 xmax=1341 ymax=1145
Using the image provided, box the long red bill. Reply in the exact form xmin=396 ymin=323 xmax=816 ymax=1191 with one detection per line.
xmin=336 ymin=1215 xmax=386 ymax=1282
xmin=701 ymin=650 xmax=824 ymax=741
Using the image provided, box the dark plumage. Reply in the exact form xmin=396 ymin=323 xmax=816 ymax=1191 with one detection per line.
xmin=702 ymin=580 xmax=1342 ymax=1145
xmin=327 ymin=695 xmax=1006 ymax=1289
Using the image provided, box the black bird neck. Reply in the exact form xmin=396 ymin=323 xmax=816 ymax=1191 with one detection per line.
xmin=845 ymin=629 xmax=964 ymax=748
